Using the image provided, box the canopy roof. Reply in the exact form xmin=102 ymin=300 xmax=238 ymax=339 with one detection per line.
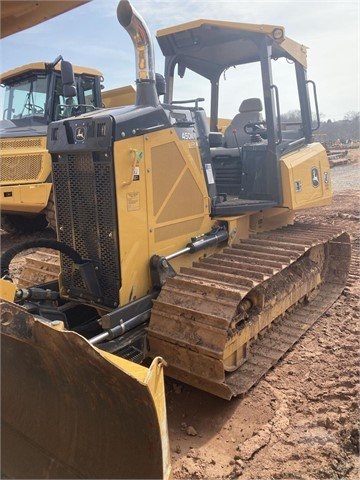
xmin=157 ymin=19 xmax=307 ymax=79
xmin=1 ymin=62 xmax=102 ymax=84
xmin=1 ymin=1 xmax=89 ymax=38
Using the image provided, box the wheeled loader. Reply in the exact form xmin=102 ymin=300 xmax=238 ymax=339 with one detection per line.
xmin=0 ymin=0 xmax=351 ymax=478
xmin=0 ymin=58 xmax=104 ymax=233
xmin=0 ymin=61 xmax=136 ymax=235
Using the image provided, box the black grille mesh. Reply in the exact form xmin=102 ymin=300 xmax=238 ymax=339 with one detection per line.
xmin=53 ymin=152 xmax=120 ymax=307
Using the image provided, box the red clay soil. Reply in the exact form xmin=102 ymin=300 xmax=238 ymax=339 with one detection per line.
xmin=167 ymin=190 xmax=359 ymax=479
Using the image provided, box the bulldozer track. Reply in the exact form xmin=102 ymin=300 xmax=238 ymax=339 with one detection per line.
xmin=347 ymin=241 xmax=359 ymax=287
xmin=148 ymin=223 xmax=351 ymax=399
xmin=17 ymin=250 xmax=59 ymax=287
xmin=321 ymin=217 xmax=359 ymax=288
xmin=225 ymin=282 xmax=341 ymax=396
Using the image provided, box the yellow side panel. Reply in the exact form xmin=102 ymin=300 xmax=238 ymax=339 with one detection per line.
xmin=144 ymin=129 xmax=213 ymax=259
xmin=113 ymin=128 xmax=215 ymax=305
xmin=113 ymin=137 xmax=151 ymax=305
xmin=0 ymin=183 xmax=52 ymax=213
xmin=281 ymin=142 xmax=332 ymax=210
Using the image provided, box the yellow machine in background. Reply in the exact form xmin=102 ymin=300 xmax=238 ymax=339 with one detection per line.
xmin=102 ymin=84 xmax=136 ymax=108
xmin=0 ymin=59 xmax=104 ymax=233
xmin=0 ymin=60 xmax=136 ymax=234
xmin=0 ymin=1 xmax=90 ymax=39
xmin=0 ymin=0 xmax=350 ymax=478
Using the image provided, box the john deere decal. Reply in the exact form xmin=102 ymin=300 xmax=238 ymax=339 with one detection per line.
xmin=311 ymin=167 xmax=320 ymax=188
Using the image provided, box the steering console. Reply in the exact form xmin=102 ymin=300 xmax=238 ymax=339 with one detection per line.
xmin=244 ymin=121 xmax=267 ymax=136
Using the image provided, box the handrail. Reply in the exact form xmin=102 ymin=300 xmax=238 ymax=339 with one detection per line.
xmin=306 ymin=80 xmax=320 ymax=131
xmin=288 ymin=136 xmax=305 ymax=148
xmin=171 ymin=98 xmax=205 ymax=109
xmin=270 ymin=84 xmax=282 ymax=145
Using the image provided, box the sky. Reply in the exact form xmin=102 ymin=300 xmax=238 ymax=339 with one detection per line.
xmin=0 ymin=0 xmax=359 ymax=121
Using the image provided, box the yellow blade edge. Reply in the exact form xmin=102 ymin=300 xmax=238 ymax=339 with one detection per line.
xmin=1 ymin=300 xmax=171 ymax=479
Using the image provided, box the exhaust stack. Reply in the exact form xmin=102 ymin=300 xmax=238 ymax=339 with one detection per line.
xmin=117 ymin=0 xmax=159 ymax=107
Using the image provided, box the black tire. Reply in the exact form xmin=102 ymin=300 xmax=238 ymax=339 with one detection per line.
xmin=44 ymin=191 xmax=57 ymax=231
xmin=1 ymin=213 xmax=48 ymax=234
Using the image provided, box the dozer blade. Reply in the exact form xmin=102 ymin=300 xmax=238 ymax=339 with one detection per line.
xmin=1 ymin=302 xmax=170 ymax=479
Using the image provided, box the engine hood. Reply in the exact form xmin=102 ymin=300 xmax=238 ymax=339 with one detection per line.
xmin=0 ymin=121 xmax=47 ymax=138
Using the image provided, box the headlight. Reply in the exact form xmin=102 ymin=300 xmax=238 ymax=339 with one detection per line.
xmin=272 ymin=28 xmax=284 ymax=41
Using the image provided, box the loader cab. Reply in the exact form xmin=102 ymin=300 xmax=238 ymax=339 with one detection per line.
xmin=157 ymin=20 xmax=321 ymax=215
xmin=1 ymin=60 xmax=103 ymax=128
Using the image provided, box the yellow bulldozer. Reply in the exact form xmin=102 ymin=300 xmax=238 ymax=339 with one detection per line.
xmin=0 ymin=0 xmax=351 ymax=478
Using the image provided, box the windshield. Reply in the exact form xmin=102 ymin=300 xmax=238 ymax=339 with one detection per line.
xmin=1 ymin=69 xmax=100 ymax=127
xmin=54 ymin=75 xmax=98 ymax=121
xmin=2 ymin=74 xmax=48 ymax=126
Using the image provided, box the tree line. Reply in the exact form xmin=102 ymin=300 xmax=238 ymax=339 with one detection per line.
xmin=281 ymin=111 xmax=360 ymax=144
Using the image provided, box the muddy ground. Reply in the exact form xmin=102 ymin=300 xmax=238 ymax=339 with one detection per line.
xmin=167 ymin=188 xmax=360 ymax=480
xmin=1 ymin=151 xmax=359 ymax=479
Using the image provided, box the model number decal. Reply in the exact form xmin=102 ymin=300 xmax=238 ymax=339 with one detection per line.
xmin=205 ymin=164 xmax=215 ymax=184
xmin=181 ymin=131 xmax=196 ymax=140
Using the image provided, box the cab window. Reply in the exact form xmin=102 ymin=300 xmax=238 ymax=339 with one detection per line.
xmin=54 ymin=75 xmax=79 ymax=120
xmin=3 ymin=74 xmax=48 ymax=125
xmin=81 ymin=76 xmax=97 ymax=107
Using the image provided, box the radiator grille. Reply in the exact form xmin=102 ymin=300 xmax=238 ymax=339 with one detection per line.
xmin=0 ymin=154 xmax=42 ymax=182
xmin=53 ymin=151 xmax=120 ymax=307
xmin=0 ymin=138 xmax=42 ymax=150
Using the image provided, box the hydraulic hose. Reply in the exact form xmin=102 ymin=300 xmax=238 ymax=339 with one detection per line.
xmin=0 ymin=239 xmax=84 ymax=278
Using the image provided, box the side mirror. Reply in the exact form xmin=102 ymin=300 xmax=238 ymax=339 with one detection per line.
xmin=177 ymin=63 xmax=186 ymax=79
xmin=63 ymin=84 xmax=77 ymax=97
xmin=155 ymin=73 xmax=166 ymax=97
xmin=61 ymin=61 xmax=76 ymax=97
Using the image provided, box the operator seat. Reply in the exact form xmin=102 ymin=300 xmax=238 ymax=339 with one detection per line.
xmin=224 ymin=98 xmax=263 ymax=147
